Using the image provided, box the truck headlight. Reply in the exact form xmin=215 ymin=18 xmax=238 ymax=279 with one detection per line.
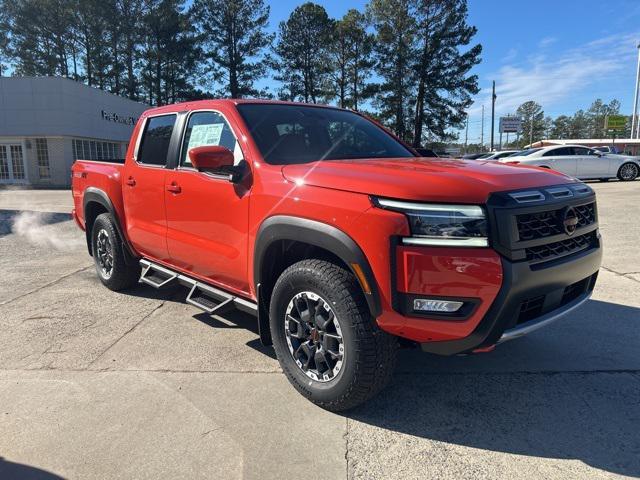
xmin=373 ymin=198 xmax=488 ymax=247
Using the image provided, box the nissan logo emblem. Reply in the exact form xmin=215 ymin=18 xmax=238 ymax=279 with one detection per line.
xmin=561 ymin=206 xmax=579 ymax=236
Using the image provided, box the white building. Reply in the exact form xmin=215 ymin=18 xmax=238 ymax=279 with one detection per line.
xmin=0 ymin=76 xmax=148 ymax=187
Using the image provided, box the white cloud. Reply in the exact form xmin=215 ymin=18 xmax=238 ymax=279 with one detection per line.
xmin=468 ymin=32 xmax=640 ymax=118
xmin=538 ymin=36 xmax=557 ymax=48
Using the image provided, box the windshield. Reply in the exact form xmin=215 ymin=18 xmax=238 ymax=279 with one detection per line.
xmin=236 ymin=104 xmax=414 ymax=165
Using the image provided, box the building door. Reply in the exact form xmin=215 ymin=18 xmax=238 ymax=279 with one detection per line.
xmin=0 ymin=144 xmax=27 ymax=184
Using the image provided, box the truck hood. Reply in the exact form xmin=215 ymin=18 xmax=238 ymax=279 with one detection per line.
xmin=281 ymin=157 xmax=576 ymax=204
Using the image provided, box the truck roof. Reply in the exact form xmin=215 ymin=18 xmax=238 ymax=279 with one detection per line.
xmin=141 ymin=98 xmax=341 ymax=117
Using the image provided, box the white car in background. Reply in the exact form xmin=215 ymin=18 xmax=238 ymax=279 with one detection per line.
xmin=481 ymin=150 xmax=521 ymax=160
xmin=499 ymin=144 xmax=640 ymax=181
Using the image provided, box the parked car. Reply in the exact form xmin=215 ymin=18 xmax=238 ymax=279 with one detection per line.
xmin=593 ymin=145 xmax=621 ymax=154
xmin=482 ymin=150 xmax=521 ymax=160
xmin=500 ymin=144 xmax=640 ymax=181
xmin=71 ymin=100 xmax=602 ymax=410
xmin=461 ymin=152 xmax=488 ymax=159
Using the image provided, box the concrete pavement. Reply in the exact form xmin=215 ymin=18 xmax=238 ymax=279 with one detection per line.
xmin=0 ymin=183 xmax=639 ymax=479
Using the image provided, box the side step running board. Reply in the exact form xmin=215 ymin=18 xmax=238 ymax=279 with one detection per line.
xmin=139 ymin=259 xmax=258 ymax=317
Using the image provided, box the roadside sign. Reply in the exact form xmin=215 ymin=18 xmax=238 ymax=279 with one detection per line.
xmin=605 ymin=115 xmax=627 ymax=131
xmin=499 ymin=116 xmax=522 ymax=133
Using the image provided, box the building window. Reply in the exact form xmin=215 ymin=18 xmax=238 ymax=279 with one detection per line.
xmin=35 ymin=138 xmax=50 ymax=179
xmin=72 ymin=139 xmax=121 ymax=161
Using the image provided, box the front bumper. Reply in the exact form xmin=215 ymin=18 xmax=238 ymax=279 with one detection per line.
xmin=420 ymin=241 xmax=601 ymax=355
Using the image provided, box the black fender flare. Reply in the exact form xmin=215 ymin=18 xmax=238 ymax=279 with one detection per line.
xmin=82 ymin=187 xmax=136 ymax=263
xmin=253 ymin=215 xmax=381 ymax=344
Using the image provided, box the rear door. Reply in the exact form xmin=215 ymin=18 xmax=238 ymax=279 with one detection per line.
xmin=541 ymin=147 xmax=577 ymax=176
xmin=122 ymin=114 xmax=177 ymax=262
xmin=164 ymin=109 xmax=252 ymax=295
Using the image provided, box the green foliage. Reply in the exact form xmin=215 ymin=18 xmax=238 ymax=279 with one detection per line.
xmin=517 ymin=100 xmax=546 ymax=147
xmin=192 ymin=0 xmax=273 ymax=98
xmin=329 ymin=9 xmax=374 ymax=110
xmin=274 ymin=2 xmax=333 ymax=103
xmin=367 ymin=0 xmax=416 ymax=142
xmin=412 ymin=0 xmax=481 ymax=146
xmin=1 ymin=0 xmax=482 ymax=133
xmin=0 ymin=2 xmax=11 ymax=75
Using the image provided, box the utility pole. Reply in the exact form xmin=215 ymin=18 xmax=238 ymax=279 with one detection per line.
xmin=464 ymin=114 xmax=469 ymax=153
xmin=633 ymin=42 xmax=640 ymax=139
xmin=490 ymin=81 xmax=496 ymax=151
xmin=481 ymin=105 xmax=485 ymax=151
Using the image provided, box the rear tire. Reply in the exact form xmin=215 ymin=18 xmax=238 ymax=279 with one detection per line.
xmin=618 ymin=162 xmax=639 ymax=181
xmin=91 ymin=213 xmax=140 ymax=291
xmin=269 ymin=259 xmax=397 ymax=411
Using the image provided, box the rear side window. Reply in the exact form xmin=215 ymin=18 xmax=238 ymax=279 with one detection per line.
xmin=543 ymin=147 xmax=573 ymax=157
xmin=137 ymin=114 xmax=176 ymax=166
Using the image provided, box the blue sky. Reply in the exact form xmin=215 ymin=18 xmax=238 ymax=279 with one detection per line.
xmin=265 ymin=0 xmax=640 ymax=143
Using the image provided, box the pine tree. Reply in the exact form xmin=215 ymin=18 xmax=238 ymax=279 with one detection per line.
xmin=411 ymin=0 xmax=481 ymax=146
xmin=6 ymin=0 xmax=75 ymax=77
xmin=569 ymin=110 xmax=589 ymax=138
xmin=368 ymin=0 xmax=416 ymax=142
xmin=116 ymin=0 xmax=144 ymax=100
xmin=140 ymin=0 xmax=199 ymax=106
xmin=193 ymin=0 xmax=273 ymax=98
xmin=517 ymin=101 xmax=545 ymax=147
xmin=330 ymin=9 xmax=374 ymax=110
xmin=274 ymin=2 xmax=333 ymax=103
xmin=549 ymin=115 xmax=572 ymax=139
xmin=0 ymin=1 xmax=11 ymax=76
xmin=586 ymin=98 xmax=620 ymax=138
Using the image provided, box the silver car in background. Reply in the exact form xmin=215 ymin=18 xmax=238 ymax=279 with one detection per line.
xmin=498 ymin=145 xmax=640 ymax=181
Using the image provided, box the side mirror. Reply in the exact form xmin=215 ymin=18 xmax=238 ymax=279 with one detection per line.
xmin=189 ymin=145 xmax=234 ymax=172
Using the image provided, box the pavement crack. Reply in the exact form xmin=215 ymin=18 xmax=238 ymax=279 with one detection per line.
xmin=345 ymin=417 xmax=350 ymax=480
xmin=87 ymin=300 xmax=167 ymax=368
xmin=0 ymin=266 xmax=92 ymax=306
xmin=601 ymin=266 xmax=640 ymax=283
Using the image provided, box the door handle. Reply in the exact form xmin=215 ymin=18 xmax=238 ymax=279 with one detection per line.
xmin=166 ymin=182 xmax=182 ymax=194
xmin=126 ymin=176 xmax=136 ymax=186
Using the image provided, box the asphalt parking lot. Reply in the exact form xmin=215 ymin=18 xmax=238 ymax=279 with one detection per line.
xmin=1 ymin=182 xmax=639 ymax=479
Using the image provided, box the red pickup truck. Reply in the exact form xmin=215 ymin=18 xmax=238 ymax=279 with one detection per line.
xmin=72 ymin=100 xmax=601 ymax=410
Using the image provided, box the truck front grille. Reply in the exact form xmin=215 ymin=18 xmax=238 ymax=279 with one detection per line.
xmin=516 ymin=202 xmax=596 ymax=241
xmin=526 ymin=231 xmax=598 ymax=263
xmin=487 ymin=185 xmax=599 ymax=265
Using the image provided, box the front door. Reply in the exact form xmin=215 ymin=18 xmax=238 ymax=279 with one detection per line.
xmin=574 ymin=147 xmax=611 ymax=178
xmin=0 ymin=144 xmax=27 ymax=184
xmin=543 ymin=147 xmax=577 ymax=176
xmin=164 ymin=110 xmax=252 ymax=295
xmin=122 ymin=114 xmax=176 ymax=262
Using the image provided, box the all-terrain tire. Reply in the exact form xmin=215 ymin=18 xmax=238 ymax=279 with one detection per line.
xmin=269 ymin=259 xmax=397 ymax=411
xmin=91 ymin=213 xmax=140 ymax=291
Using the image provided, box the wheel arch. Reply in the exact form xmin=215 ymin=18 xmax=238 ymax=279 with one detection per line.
xmin=254 ymin=215 xmax=381 ymax=345
xmin=82 ymin=187 xmax=137 ymax=264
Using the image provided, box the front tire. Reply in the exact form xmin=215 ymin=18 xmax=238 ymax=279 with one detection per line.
xmin=618 ymin=162 xmax=639 ymax=181
xmin=269 ymin=259 xmax=397 ymax=411
xmin=91 ymin=213 xmax=140 ymax=291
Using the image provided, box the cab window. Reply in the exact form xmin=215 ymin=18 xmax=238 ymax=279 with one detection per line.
xmin=137 ymin=114 xmax=176 ymax=166
xmin=180 ymin=111 xmax=240 ymax=167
